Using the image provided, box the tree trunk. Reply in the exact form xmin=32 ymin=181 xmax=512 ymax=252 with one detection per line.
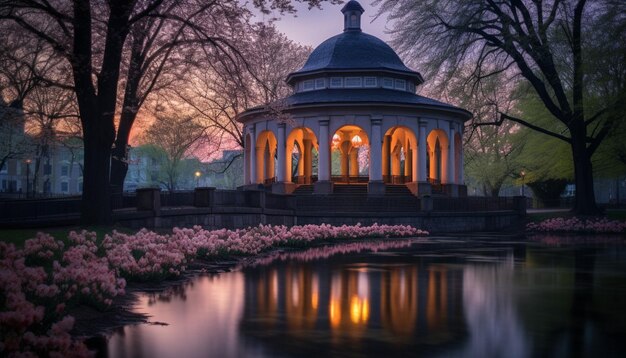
xmin=81 ymin=128 xmax=113 ymax=224
xmin=571 ymin=129 xmax=600 ymax=215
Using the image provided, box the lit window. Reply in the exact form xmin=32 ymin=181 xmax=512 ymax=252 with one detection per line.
xmin=302 ymin=80 xmax=315 ymax=91
xmin=330 ymin=77 xmax=343 ymax=88
xmin=364 ymin=77 xmax=377 ymax=87
xmin=382 ymin=78 xmax=394 ymax=89
xmin=394 ymin=79 xmax=406 ymax=90
xmin=315 ymin=78 xmax=325 ymax=89
xmin=61 ymin=181 xmax=69 ymax=192
xmin=345 ymin=77 xmax=362 ymax=87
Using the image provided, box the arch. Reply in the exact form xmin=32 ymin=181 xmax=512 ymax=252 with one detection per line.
xmin=454 ymin=132 xmax=463 ymax=184
xmin=383 ymin=126 xmax=418 ymax=184
xmin=426 ymin=129 xmax=449 ymax=183
xmin=286 ymin=127 xmax=318 ymax=184
xmin=255 ymin=130 xmax=277 ymax=184
xmin=331 ymin=125 xmax=369 ymax=183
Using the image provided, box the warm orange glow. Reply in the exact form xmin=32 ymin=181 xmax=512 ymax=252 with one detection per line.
xmin=331 ymin=133 xmax=341 ymax=150
xmin=351 ymin=134 xmax=363 ymax=148
xmin=329 ymin=299 xmax=341 ymax=327
xmin=349 ymin=295 xmax=369 ymax=324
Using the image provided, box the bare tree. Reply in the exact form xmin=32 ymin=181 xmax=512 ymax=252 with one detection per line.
xmin=377 ymin=0 xmax=626 ymax=214
xmin=141 ymin=113 xmax=210 ymax=191
xmin=174 ymin=22 xmax=311 ymax=149
xmin=0 ymin=0 xmax=335 ymax=224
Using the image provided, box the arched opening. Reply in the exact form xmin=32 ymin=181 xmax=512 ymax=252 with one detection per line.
xmin=331 ymin=125 xmax=369 ymax=183
xmin=454 ymin=132 xmax=463 ymax=184
xmin=286 ymin=127 xmax=318 ymax=184
xmin=383 ymin=126 xmax=417 ymax=184
xmin=426 ymin=129 xmax=449 ymax=186
xmin=255 ymin=130 xmax=277 ymax=185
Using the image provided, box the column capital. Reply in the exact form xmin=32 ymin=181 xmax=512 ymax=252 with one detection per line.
xmin=319 ymin=119 xmax=330 ymax=126
xmin=449 ymin=121 xmax=456 ymax=131
xmin=277 ymin=122 xmax=286 ymax=129
xmin=419 ymin=119 xmax=428 ymax=127
xmin=370 ymin=116 xmax=382 ymax=126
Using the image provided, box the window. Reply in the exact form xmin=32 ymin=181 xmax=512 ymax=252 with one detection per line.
xmin=61 ymin=181 xmax=69 ymax=192
xmin=394 ymin=79 xmax=406 ymax=90
xmin=43 ymin=163 xmax=52 ymax=175
xmin=302 ymin=80 xmax=315 ymax=91
xmin=78 ymin=181 xmax=83 ymax=192
xmin=408 ymin=82 xmax=415 ymax=92
xmin=344 ymin=77 xmax=362 ymax=87
xmin=382 ymin=78 xmax=394 ymax=89
xmin=330 ymin=77 xmax=343 ymax=88
xmin=364 ymin=77 xmax=377 ymax=87
xmin=315 ymin=78 xmax=325 ymax=89
xmin=61 ymin=165 xmax=69 ymax=177
xmin=2 ymin=179 xmax=6 ymax=190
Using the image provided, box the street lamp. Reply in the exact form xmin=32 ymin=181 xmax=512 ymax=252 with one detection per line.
xmin=520 ymin=170 xmax=526 ymax=197
xmin=194 ymin=170 xmax=201 ymax=187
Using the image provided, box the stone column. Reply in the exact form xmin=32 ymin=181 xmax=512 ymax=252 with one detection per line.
xmin=382 ymin=134 xmax=391 ymax=181
xmin=277 ymin=124 xmax=286 ymax=182
xmin=411 ymin=144 xmax=418 ymax=182
xmin=405 ymin=147 xmax=412 ymax=179
xmin=340 ymin=140 xmax=351 ymax=181
xmin=418 ymin=122 xmax=427 ymax=182
xmin=255 ymin=145 xmax=263 ymax=184
xmin=447 ymin=124 xmax=456 ymax=184
xmin=267 ymin=148 xmax=275 ymax=180
xmin=303 ymin=139 xmax=312 ymax=183
xmin=318 ymin=120 xmax=330 ymax=181
xmin=349 ymin=149 xmax=359 ymax=177
xmin=315 ymin=119 xmax=333 ymax=194
xmin=369 ymin=118 xmax=382 ymax=181
xmin=249 ymin=128 xmax=256 ymax=184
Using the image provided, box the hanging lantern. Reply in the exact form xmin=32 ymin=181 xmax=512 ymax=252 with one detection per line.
xmin=351 ymin=134 xmax=363 ymax=148
xmin=331 ymin=133 xmax=341 ymax=150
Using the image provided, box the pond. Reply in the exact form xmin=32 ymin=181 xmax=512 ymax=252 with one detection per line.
xmin=105 ymin=236 xmax=626 ymax=357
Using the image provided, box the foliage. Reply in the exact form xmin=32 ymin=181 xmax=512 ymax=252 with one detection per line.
xmin=527 ymin=179 xmax=568 ymax=208
xmin=377 ymin=0 xmax=626 ymax=214
xmin=527 ymin=217 xmax=626 ymax=233
xmin=139 ymin=112 xmax=208 ymax=191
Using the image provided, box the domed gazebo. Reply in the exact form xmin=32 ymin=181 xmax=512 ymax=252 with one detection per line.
xmin=237 ymin=0 xmax=471 ymax=197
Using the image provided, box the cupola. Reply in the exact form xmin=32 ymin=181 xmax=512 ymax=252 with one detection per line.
xmin=342 ymin=0 xmax=365 ymax=32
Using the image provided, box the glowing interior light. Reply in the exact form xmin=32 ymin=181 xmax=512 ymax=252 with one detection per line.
xmin=351 ymin=135 xmax=363 ymax=148
xmin=331 ymin=133 xmax=341 ymax=150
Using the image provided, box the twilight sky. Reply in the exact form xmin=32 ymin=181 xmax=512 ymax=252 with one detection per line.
xmin=259 ymin=1 xmax=392 ymax=47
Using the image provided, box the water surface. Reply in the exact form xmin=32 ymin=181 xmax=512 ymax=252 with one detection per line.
xmin=106 ymin=236 xmax=626 ymax=357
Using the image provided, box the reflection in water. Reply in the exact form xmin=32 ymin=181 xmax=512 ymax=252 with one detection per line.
xmin=444 ymin=255 xmax=530 ymax=358
xmin=106 ymin=239 xmax=626 ymax=357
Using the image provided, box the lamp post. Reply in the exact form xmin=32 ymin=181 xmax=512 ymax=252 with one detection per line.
xmin=194 ymin=170 xmax=201 ymax=188
xmin=25 ymin=159 xmax=31 ymax=198
xmin=520 ymin=170 xmax=526 ymax=197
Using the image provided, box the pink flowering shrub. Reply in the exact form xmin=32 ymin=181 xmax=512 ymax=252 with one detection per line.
xmin=527 ymin=217 xmax=626 ymax=234
xmin=1 ymin=223 xmax=425 ymax=356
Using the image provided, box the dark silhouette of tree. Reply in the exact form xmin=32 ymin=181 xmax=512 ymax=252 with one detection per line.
xmin=377 ymin=0 xmax=626 ymax=214
xmin=0 ymin=0 xmax=337 ymax=224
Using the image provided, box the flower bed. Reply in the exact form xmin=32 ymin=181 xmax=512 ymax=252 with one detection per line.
xmin=526 ymin=217 xmax=626 ymax=234
xmin=1 ymin=223 xmax=426 ymax=356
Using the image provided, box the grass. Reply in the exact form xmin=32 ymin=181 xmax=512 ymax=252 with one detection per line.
xmin=0 ymin=225 xmax=136 ymax=247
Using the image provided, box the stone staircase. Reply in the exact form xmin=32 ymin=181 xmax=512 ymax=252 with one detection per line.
xmin=332 ymin=184 xmax=368 ymax=195
xmin=385 ymin=184 xmax=413 ymax=196
xmin=292 ymin=184 xmax=314 ymax=195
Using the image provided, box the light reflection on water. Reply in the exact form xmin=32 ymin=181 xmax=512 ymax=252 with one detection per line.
xmin=106 ymin=238 xmax=626 ymax=357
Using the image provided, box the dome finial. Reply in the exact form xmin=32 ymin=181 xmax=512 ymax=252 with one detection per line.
xmin=341 ymin=0 xmax=365 ymax=32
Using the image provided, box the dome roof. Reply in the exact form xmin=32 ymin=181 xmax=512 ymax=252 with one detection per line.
xmin=286 ymin=2 xmax=422 ymax=85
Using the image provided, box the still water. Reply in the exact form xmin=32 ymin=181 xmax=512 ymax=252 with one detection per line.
xmin=106 ymin=236 xmax=626 ymax=357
